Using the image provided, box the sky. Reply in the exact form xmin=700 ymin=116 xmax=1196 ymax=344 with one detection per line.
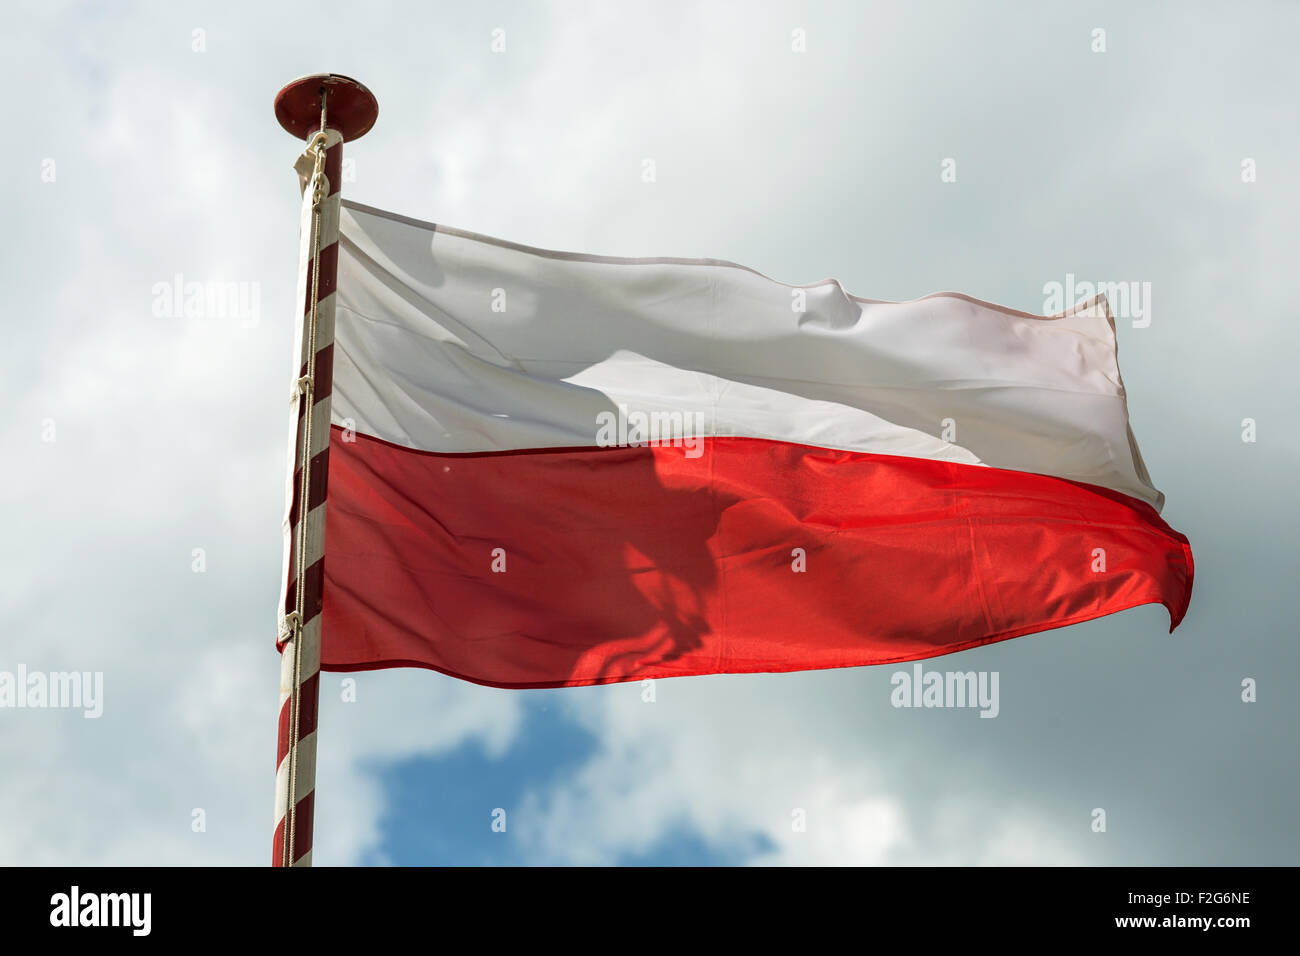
xmin=1 ymin=0 xmax=1297 ymax=865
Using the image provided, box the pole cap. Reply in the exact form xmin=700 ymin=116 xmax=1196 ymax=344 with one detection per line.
xmin=274 ymin=73 xmax=378 ymax=142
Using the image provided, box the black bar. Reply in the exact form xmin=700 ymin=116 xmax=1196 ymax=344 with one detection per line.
xmin=0 ymin=866 xmax=1281 ymax=942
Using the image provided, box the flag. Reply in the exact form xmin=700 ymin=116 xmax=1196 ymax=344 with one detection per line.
xmin=286 ymin=199 xmax=1192 ymax=688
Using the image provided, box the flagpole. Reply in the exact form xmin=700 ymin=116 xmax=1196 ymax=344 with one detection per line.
xmin=272 ymin=73 xmax=377 ymax=867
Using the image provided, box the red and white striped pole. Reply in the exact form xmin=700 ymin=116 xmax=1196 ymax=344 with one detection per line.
xmin=272 ymin=74 xmax=377 ymax=867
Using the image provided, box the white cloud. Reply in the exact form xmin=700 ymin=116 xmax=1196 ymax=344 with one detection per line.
xmin=513 ymin=675 xmax=1087 ymax=866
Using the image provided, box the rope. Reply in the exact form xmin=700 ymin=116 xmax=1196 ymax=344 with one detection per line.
xmin=283 ymin=88 xmax=330 ymax=868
